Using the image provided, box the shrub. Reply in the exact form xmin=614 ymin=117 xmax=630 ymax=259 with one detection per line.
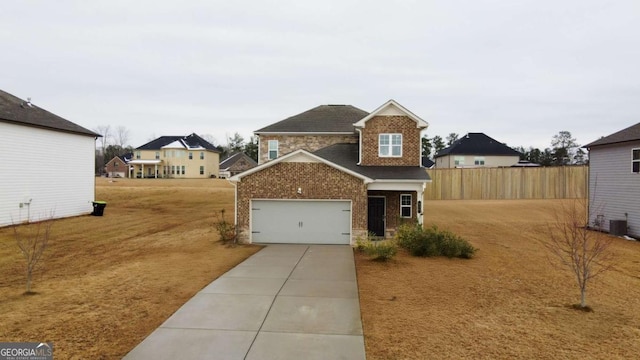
xmin=396 ymin=223 xmax=476 ymax=259
xmin=355 ymin=233 xmax=397 ymax=261
xmin=364 ymin=240 xmax=398 ymax=261
xmin=214 ymin=209 xmax=236 ymax=245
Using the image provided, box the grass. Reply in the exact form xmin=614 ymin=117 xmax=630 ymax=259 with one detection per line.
xmin=356 ymin=199 xmax=640 ymax=359
xmin=3 ymin=181 xmax=639 ymax=359
xmin=0 ymin=178 xmax=261 ymax=359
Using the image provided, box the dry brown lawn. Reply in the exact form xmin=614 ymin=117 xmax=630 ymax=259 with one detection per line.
xmin=0 ymin=178 xmax=261 ymax=359
xmin=356 ymin=199 xmax=640 ymax=359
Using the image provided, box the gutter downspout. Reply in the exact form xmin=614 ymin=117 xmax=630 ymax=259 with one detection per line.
xmin=356 ymin=128 xmax=363 ymax=165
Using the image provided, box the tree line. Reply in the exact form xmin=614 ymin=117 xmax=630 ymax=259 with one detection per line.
xmin=422 ymin=130 xmax=586 ymax=166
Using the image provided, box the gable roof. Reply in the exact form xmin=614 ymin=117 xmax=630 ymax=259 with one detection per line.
xmin=435 ymin=133 xmax=521 ymax=157
xmin=229 ymin=148 xmax=373 ymax=183
xmin=255 ymin=104 xmax=368 ymax=134
xmin=220 ymin=152 xmax=258 ymax=169
xmin=584 ymin=122 xmax=640 ymax=148
xmin=313 ymin=143 xmax=430 ymax=181
xmin=0 ymin=89 xmax=98 ymax=137
xmin=353 ymin=99 xmax=428 ymax=129
xmin=136 ymin=133 xmax=220 ymax=151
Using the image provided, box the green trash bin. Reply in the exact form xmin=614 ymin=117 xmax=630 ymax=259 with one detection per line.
xmin=92 ymin=201 xmax=107 ymax=216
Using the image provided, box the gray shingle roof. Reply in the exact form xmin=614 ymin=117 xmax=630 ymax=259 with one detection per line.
xmin=255 ymin=105 xmax=368 ymax=134
xmin=314 ymin=143 xmax=430 ymax=181
xmin=220 ymin=152 xmax=258 ymax=169
xmin=584 ymin=122 xmax=640 ymax=148
xmin=435 ymin=133 xmax=521 ymax=157
xmin=0 ymin=89 xmax=98 ymax=137
xmin=136 ymin=133 xmax=220 ymax=151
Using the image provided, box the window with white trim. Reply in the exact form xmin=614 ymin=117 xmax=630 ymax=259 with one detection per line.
xmin=633 ymin=148 xmax=640 ymax=173
xmin=268 ymin=140 xmax=278 ymax=160
xmin=474 ymin=157 xmax=485 ymax=166
xmin=454 ymin=156 xmax=465 ymax=166
xmin=379 ymin=134 xmax=402 ymax=157
xmin=400 ymin=194 xmax=412 ymax=218
xmin=200 ymin=166 xmax=204 ymax=175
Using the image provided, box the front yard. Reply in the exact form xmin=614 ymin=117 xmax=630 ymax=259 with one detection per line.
xmin=0 ymin=178 xmax=260 ymax=359
xmin=2 ymin=179 xmax=639 ymax=359
xmin=357 ymin=200 xmax=640 ymax=359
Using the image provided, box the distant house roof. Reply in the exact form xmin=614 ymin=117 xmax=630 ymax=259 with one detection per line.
xmin=314 ymin=143 xmax=430 ymax=181
xmin=584 ymin=122 xmax=640 ymax=148
xmin=220 ymin=152 xmax=258 ymax=170
xmin=136 ymin=133 xmax=220 ymax=151
xmin=435 ymin=133 xmax=521 ymax=158
xmin=118 ymin=152 xmax=133 ymax=163
xmin=511 ymin=160 xmax=541 ymax=167
xmin=0 ymin=89 xmax=98 ymax=137
xmin=422 ymin=157 xmax=435 ymax=168
xmin=255 ymin=105 xmax=368 ymax=134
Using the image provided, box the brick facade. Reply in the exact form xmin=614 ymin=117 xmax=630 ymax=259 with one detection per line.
xmin=360 ymin=116 xmax=421 ymax=166
xmin=368 ymin=190 xmax=418 ymax=237
xmin=258 ymin=134 xmax=358 ymax=164
xmin=236 ymin=162 xmax=368 ymax=243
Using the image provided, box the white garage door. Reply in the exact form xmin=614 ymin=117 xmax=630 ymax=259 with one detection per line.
xmin=251 ymin=200 xmax=351 ymax=244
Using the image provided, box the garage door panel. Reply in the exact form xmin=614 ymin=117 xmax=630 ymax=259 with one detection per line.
xmin=251 ymin=200 xmax=351 ymax=244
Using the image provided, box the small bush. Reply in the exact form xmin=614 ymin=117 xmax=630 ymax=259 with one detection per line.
xmin=355 ymin=233 xmax=397 ymax=261
xmin=214 ymin=209 xmax=236 ymax=245
xmin=364 ymin=240 xmax=398 ymax=261
xmin=396 ymin=223 xmax=476 ymax=259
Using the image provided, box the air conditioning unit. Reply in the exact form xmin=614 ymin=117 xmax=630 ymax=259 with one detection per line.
xmin=609 ymin=220 xmax=627 ymax=236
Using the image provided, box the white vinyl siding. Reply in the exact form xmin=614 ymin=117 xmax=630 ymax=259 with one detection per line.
xmin=0 ymin=122 xmax=95 ymax=226
xmin=379 ymin=134 xmax=402 ymax=157
xmin=588 ymin=142 xmax=640 ymax=237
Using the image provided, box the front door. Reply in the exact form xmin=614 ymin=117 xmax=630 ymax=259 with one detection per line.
xmin=368 ymin=197 xmax=385 ymax=237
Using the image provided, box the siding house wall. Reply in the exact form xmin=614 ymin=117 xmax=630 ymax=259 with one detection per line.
xmin=0 ymin=122 xmax=95 ymax=226
xmin=588 ymin=141 xmax=640 ymax=237
xmin=435 ymin=154 xmax=520 ymax=168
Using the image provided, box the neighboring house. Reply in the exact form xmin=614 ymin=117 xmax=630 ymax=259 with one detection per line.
xmin=584 ymin=122 xmax=640 ymax=237
xmin=131 ymin=134 xmax=220 ymax=178
xmin=230 ymin=99 xmax=430 ymax=245
xmin=219 ymin=152 xmax=258 ymax=179
xmin=0 ymin=89 xmax=99 ymax=226
xmin=434 ymin=133 xmax=521 ymax=168
xmin=422 ymin=157 xmax=435 ymax=169
xmin=104 ymin=153 xmax=133 ymax=178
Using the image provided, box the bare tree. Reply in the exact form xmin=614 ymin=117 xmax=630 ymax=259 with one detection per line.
xmin=94 ymin=125 xmax=111 ymax=154
xmin=114 ymin=126 xmax=130 ymax=147
xmin=13 ymin=215 xmax=54 ymax=294
xmin=541 ymin=200 xmax=614 ymax=309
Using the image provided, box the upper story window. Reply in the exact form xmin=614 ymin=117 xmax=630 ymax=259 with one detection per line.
xmin=400 ymin=194 xmax=412 ymax=218
xmin=454 ymin=156 xmax=465 ymax=167
xmin=155 ymin=152 xmax=160 ymax=160
xmin=474 ymin=157 xmax=485 ymax=166
xmin=633 ymin=148 xmax=640 ymax=173
xmin=379 ymin=134 xmax=402 ymax=157
xmin=268 ymin=140 xmax=278 ymax=160
xmin=135 ymin=151 xmax=141 ymax=160
xmin=200 ymin=152 xmax=204 ymax=160
xmin=189 ymin=152 xmax=193 ymax=160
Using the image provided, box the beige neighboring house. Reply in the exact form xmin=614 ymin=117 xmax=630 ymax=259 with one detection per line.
xmin=230 ymin=99 xmax=431 ymax=245
xmin=130 ymin=133 xmax=221 ymax=178
xmin=434 ymin=132 xmax=521 ymax=168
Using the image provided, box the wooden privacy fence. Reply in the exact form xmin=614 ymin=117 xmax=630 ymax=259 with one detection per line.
xmin=424 ymin=166 xmax=588 ymax=200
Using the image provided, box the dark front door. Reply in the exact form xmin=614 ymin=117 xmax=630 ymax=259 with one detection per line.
xmin=368 ymin=197 xmax=385 ymax=237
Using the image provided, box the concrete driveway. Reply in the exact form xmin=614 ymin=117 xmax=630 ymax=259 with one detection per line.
xmin=124 ymin=245 xmax=365 ymax=359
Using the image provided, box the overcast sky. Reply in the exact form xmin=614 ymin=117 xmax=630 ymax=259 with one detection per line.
xmin=2 ymin=1 xmax=639 ymax=151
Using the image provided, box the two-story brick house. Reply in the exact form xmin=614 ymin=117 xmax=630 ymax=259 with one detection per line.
xmin=130 ymin=133 xmax=221 ymax=178
xmin=229 ymin=100 xmax=430 ymax=245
